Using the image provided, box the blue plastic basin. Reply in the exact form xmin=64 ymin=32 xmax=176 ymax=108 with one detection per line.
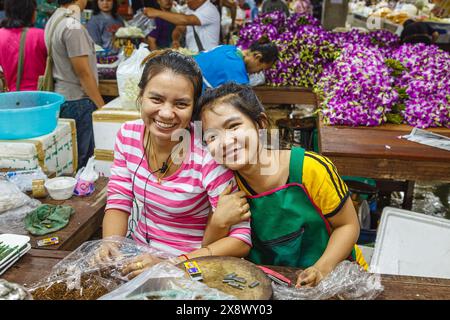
xmin=0 ymin=91 xmax=65 ymax=140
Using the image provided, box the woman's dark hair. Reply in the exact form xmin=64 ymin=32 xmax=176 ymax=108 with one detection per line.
xmin=93 ymin=0 xmax=119 ymax=18
xmin=249 ymin=38 xmax=279 ymax=64
xmin=0 ymin=0 xmax=36 ymax=28
xmin=138 ymin=49 xmax=203 ymax=111
xmin=195 ymin=82 xmax=266 ymax=127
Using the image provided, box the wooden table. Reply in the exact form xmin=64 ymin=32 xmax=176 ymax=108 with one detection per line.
xmin=99 ymin=79 xmax=318 ymax=106
xmin=1 ymin=249 xmax=70 ymax=287
xmin=318 ymin=121 xmax=450 ymax=183
xmin=4 ymin=177 xmax=108 ymax=251
xmin=3 ymin=250 xmax=450 ymax=300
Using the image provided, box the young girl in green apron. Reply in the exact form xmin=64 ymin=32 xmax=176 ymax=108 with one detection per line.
xmin=198 ymin=83 xmax=368 ymax=287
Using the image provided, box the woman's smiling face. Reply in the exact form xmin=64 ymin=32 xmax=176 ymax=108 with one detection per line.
xmin=140 ymin=71 xmax=194 ymax=142
xmin=201 ymin=102 xmax=260 ymax=171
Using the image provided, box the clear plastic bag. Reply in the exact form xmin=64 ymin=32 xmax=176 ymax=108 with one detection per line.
xmin=27 ymin=236 xmax=174 ymax=300
xmin=126 ymin=9 xmax=155 ymax=36
xmin=0 ymin=279 xmax=33 ymax=300
xmin=0 ymin=179 xmax=34 ymax=214
xmin=5 ymin=168 xmax=48 ymax=192
xmin=272 ymin=261 xmax=384 ymax=300
xmin=0 ymin=198 xmax=41 ymax=234
xmin=100 ymin=262 xmax=236 ymax=300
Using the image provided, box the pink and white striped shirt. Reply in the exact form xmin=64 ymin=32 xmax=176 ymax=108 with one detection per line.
xmin=106 ymin=120 xmax=252 ymax=256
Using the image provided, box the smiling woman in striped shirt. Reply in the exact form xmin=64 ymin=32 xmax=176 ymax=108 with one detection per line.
xmin=102 ymin=50 xmax=252 ymax=279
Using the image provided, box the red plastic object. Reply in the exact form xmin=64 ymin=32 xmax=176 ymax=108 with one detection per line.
xmin=257 ymin=266 xmax=292 ymax=287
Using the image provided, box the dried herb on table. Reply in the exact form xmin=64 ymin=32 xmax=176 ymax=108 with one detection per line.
xmin=31 ymin=275 xmax=110 ymax=300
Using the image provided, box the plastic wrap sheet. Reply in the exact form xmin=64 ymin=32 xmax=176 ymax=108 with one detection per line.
xmin=27 ymin=236 xmax=174 ymax=300
xmin=100 ymin=262 xmax=236 ymax=300
xmin=272 ymin=261 xmax=384 ymax=300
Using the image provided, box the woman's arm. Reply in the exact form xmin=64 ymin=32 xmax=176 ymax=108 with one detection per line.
xmin=172 ymin=26 xmax=186 ymax=49
xmin=187 ymin=237 xmax=250 ymax=260
xmin=146 ymin=36 xmax=158 ymax=51
xmin=102 ymin=209 xmax=129 ymax=238
xmin=297 ymin=198 xmax=360 ymax=287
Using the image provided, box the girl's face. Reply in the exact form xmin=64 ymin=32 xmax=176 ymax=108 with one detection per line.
xmin=140 ymin=71 xmax=194 ymax=143
xmin=98 ymin=0 xmax=114 ymax=13
xmin=201 ymin=103 xmax=260 ymax=171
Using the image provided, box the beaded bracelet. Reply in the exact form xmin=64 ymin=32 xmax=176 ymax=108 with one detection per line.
xmin=178 ymin=254 xmax=189 ymax=261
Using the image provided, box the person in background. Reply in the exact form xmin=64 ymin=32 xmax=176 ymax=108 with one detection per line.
xmin=400 ymin=19 xmax=440 ymax=44
xmin=146 ymin=0 xmax=176 ymax=50
xmin=251 ymin=0 xmax=263 ymax=20
xmin=261 ymin=0 xmax=289 ymax=16
xmin=143 ymin=0 xmax=220 ymax=52
xmin=86 ymin=0 xmax=124 ymax=53
xmin=197 ymin=83 xmax=368 ymax=287
xmin=193 ymin=39 xmax=278 ymax=90
xmin=0 ymin=0 xmax=47 ymax=92
xmin=292 ymin=0 xmax=312 ymax=14
xmin=45 ymin=0 xmax=105 ymax=169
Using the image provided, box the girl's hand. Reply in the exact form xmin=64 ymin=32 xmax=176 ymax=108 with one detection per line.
xmin=211 ymin=183 xmax=251 ymax=228
xmin=296 ymin=264 xmax=332 ymax=288
xmin=121 ymin=253 xmax=163 ymax=280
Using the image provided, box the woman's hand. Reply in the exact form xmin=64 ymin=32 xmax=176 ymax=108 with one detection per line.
xmin=92 ymin=242 xmax=122 ymax=265
xmin=211 ymin=183 xmax=251 ymax=228
xmin=121 ymin=253 xmax=163 ymax=280
xmin=295 ymin=264 xmax=333 ymax=288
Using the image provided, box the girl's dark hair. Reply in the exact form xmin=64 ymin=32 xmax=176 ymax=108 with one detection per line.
xmin=138 ymin=49 xmax=203 ymax=111
xmin=195 ymin=82 xmax=266 ymax=127
xmin=249 ymin=38 xmax=279 ymax=64
xmin=0 ymin=0 xmax=36 ymax=28
xmin=93 ymin=0 xmax=119 ymax=18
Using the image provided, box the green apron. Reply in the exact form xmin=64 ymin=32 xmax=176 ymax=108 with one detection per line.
xmin=244 ymin=147 xmax=356 ymax=268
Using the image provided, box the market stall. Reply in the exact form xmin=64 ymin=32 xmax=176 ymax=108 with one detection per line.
xmin=2 ymin=249 xmax=450 ymax=300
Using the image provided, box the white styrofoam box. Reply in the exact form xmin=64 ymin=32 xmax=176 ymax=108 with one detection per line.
xmin=0 ymin=119 xmax=77 ymax=176
xmin=94 ymin=148 xmax=114 ymax=177
xmin=370 ymin=207 xmax=450 ymax=279
xmin=95 ymin=158 xmax=113 ymax=178
xmin=93 ymin=98 xmax=140 ymax=151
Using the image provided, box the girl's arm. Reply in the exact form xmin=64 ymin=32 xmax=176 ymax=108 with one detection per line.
xmin=297 ymin=198 xmax=360 ymax=287
xmin=201 ymin=183 xmax=251 ymax=246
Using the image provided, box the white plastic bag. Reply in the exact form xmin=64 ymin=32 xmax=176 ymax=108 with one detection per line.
xmin=0 ymin=179 xmax=32 ymax=213
xmin=116 ymin=43 xmax=150 ymax=110
xmin=74 ymin=157 xmax=99 ymax=196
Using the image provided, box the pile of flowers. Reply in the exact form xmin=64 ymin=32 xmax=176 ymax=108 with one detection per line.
xmin=237 ymin=12 xmax=448 ymax=128
xmin=315 ymin=44 xmax=399 ymax=126
xmin=238 ymin=13 xmax=338 ymax=87
xmin=388 ymin=44 xmax=450 ymax=128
